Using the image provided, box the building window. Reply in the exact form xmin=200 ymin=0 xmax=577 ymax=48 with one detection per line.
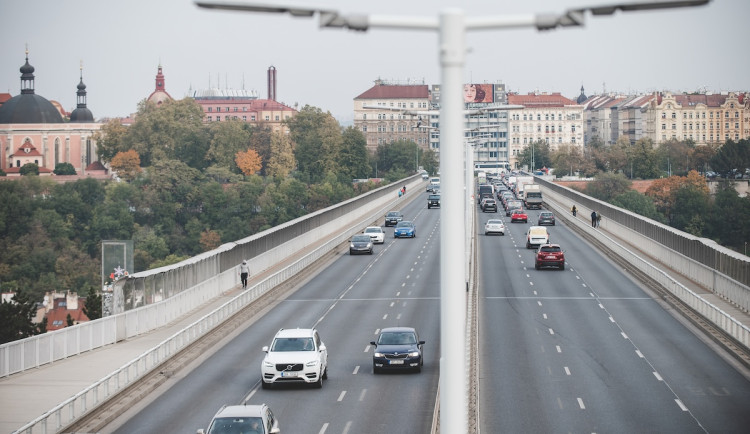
xmin=208 ymin=107 xmax=213 ymax=112
xmin=662 ymin=124 xmax=666 ymax=130
xmin=226 ymin=107 xmax=230 ymax=112
xmin=672 ymin=124 xmax=676 ymax=130
xmin=207 ymin=116 xmax=212 ymax=121
xmin=275 ymin=115 xmax=280 ymax=121
xmin=225 ymin=116 xmax=230 ymax=121
xmin=251 ymin=115 xmax=256 ymax=121
xmin=216 ymin=117 xmax=220 ymax=122
xmin=671 ymin=112 xmax=676 ymax=119
xmin=233 ymin=107 xmax=238 ymax=112
xmin=362 ymin=126 xmax=367 ymax=132
xmin=242 ymin=116 xmax=246 ymax=121
xmin=265 ymin=116 xmax=270 ymax=121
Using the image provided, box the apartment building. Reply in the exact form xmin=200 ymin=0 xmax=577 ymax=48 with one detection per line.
xmin=507 ymin=92 xmax=584 ymax=169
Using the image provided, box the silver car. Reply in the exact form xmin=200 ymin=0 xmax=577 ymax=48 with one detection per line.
xmin=198 ymin=403 xmax=280 ymax=434
xmin=484 ymin=219 xmax=506 ymax=235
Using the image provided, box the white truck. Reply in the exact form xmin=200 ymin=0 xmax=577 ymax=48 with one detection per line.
xmin=523 ymin=184 xmax=543 ymax=209
xmin=514 ymin=175 xmax=534 ymax=198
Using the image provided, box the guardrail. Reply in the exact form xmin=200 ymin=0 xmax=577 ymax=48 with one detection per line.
xmin=11 ymin=176 xmax=425 ymax=434
xmin=542 ymin=185 xmax=750 ymax=349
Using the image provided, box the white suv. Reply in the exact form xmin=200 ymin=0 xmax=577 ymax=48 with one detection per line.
xmin=261 ymin=328 xmax=328 ymax=389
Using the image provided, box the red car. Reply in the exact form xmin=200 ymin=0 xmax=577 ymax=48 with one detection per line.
xmin=535 ymin=243 xmax=565 ymax=270
xmin=510 ymin=208 xmax=528 ymax=223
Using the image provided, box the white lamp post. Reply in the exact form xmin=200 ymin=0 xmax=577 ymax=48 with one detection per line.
xmin=195 ymin=2 xmax=710 ymax=432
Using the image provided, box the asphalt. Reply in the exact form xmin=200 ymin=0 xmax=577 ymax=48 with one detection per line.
xmin=1 ymin=196 xmax=748 ymax=434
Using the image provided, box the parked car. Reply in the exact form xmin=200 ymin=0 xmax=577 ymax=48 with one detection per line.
xmin=384 ymin=211 xmax=403 ymax=227
xmin=261 ymin=328 xmax=328 ymax=388
xmin=370 ymin=326 xmax=425 ymax=373
xmin=537 ymin=211 xmax=556 ymax=226
xmin=484 ymin=219 xmax=506 ymax=235
xmin=525 ymin=226 xmax=550 ymax=249
xmin=482 ymin=198 xmax=498 ymax=213
xmin=510 ymin=208 xmax=528 ymax=223
xmin=535 ymin=243 xmax=565 ymax=270
xmin=349 ymin=234 xmax=374 ymax=255
xmin=363 ymin=226 xmax=385 ymax=244
xmin=427 ymin=194 xmax=441 ymax=208
xmin=394 ymin=221 xmax=416 ymax=238
xmin=198 ymin=403 xmax=279 ymax=434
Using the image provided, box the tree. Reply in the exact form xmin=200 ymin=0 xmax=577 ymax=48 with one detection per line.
xmin=420 ymin=148 xmax=439 ymax=176
xmin=338 ymin=126 xmax=371 ymax=180
xmin=266 ymin=131 xmax=296 ymax=178
xmin=550 ymin=144 xmax=592 ymax=177
xmin=83 ymin=286 xmax=102 ymax=321
xmin=0 ymin=292 xmax=41 ymax=344
xmin=236 ymin=148 xmax=263 ymax=176
xmin=517 ymin=140 xmax=551 ymax=171
xmin=19 ymin=163 xmax=39 ymax=176
xmin=110 ymin=150 xmax=142 ymax=182
xmin=610 ymin=190 xmax=666 ymax=223
xmin=249 ymin=125 xmax=273 ymax=175
xmin=710 ymin=139 xmax=750 ymax=177
xmin=94 ymin=119 xmax=131 ymax=163
xmin=53 ymin=162 xmax=77 ymax=175
xmin=287 ymin=105 xmax=343 ymax=182
xmin=200 ymin=229 xmax=222 ymax=251
xmin=691 ymin=144 xmax=718 ymax=174
xmin=627 ymin=138 xmax=660 ymax=179
xmin=657 ymin=138 xmax=692 ymax=177
xmin=706 ymin=184 xmax=750 ymax=251
xmin=671 ymin=184 xmax=709 ymax=235
xmin=584 ymin=171 xmax=632 ymax=202
xmin=206 ymin=120 xmax=252 ymax=171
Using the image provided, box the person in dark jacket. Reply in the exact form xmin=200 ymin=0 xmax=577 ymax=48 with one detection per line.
xmin=591 ymin=210 xmax=597 ymax=228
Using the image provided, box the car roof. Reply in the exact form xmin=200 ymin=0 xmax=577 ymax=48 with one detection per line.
xmin=213 ymin=404 xmax=266 ymax=419
xmin=381 ymin=326 xmax=417 ymax=333
xmin=540 ymin=243 xmax=561 ymax=248
xmin=365 ymin=226 xmax=383 ymax=231
xmin=487 ymin=219 xmax=503 ymax=223
xmin=274 ymin=328 xmax=316 ymax=338
xmin=396 ymin=220 xmax=413 ymax=225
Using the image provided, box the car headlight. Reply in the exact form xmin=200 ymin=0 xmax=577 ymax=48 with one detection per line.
xmin=263 ymin=360 xmax=274 ymax=368
xmin=305 ymin=360 xmax=318 ymax=367
xmin=409 ymin=351 xmax=420 ymax=357
xmin=374 ymin=352 xmax=384 ymax=357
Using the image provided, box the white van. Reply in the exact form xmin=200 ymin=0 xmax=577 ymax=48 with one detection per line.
xmin=525 ymin=226 xmax=549 ymax=249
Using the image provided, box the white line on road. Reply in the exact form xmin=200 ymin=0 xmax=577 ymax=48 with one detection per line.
xmin=318 ymin=423 xmax=328 ymax=434
xmin=577 ymin=398 xmax=586 ymax=409
xmin=359 ymin=389 xmax=367 ymax=401
xmin=653 ymin=371 xmax=663 ymax=382
xmin=353 ymin=366 xmax=360 ymax=375
xmin=337 ymin=391 xmax=347 ymax=402
xmin=564 ymin=366 xmax=571 ymax=376
xmin=675 ymin=399 xmax=688 ymax=411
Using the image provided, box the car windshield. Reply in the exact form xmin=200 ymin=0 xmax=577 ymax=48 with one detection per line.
xmin=364 ymin=228 xmax=381 ymax=234
xmin=395 ymin=222 xmax=412 ymax=228
xmin=540 ymin=246 xmax=561 ymax=253
xmin=487 ymin=220 xmax=503 ymax=225
xmin=207 ymin=417 xmax=263 ymax=434
xmin=352 ymin=235 xmax=371 ymax=242
xmin=541 ymin=212 xmax=553 ymax=217
xmin=378 ymin=332 xmax=416 ymax=345
xmin=387 ymin=212 xmax=400 ymax=217
xmin=271 ymin=337 xmax=315 ymax=351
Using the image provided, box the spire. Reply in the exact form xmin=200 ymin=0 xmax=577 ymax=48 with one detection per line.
xmin=20 ymin=44 xmax=35 ymax=95
xmin=76 ymin=61 xmax=87 ymax=108
xmin=155 ymin=63 xmax=166 ymax=92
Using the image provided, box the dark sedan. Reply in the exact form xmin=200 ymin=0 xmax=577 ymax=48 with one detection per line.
xmin=349 ymin=234 xmax=373 ymax=255
xmin=537 ymin=211 xmax=556 ymax=226
xmin=370 ymin=327 xmax=425 ymax=373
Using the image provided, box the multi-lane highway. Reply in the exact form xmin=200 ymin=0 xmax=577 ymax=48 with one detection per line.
xmin=111 ymin=195 xmax=441 ymax=433
xmin=477 ymin=205 xmax=750 ymax=433
xmin=105 ymin=190 xmax=750 ymax=433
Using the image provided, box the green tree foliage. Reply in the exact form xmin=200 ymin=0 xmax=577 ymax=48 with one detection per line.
xmin=710 ymin=139 xmax=750 ymax=177
xmin=206 ymin=120 xmax=252 ymax=171
xmin=288 ymin=105 xmax=343 ymax=183
xmin=19 ymin=163 xmax=39 ymax=176
xmin=584 ymin=172 xmax=632 ymax=202
xmin=83 ymin=286 xmax=102 ymax=321
xmin=551 ymin=144 xmax=591 ymax=177
xmin=420 ymin=148 xmax=439 ymax=176
xmin=627 ymin=138 xmax=660 ymax=179
xmin=656 ymin=139 xmax=693 ymax=177
xmin=375 ymin=140 xmax=420 ymax=179
xmin=0 ymin=292 xmax=42 ymax=344
xmin=53 ymin=162 xmax=77 ymax=175
xmin=249 ymin=125 xmax=273 ymax=176
xmin=339 ymin=126 xmax=371 ymax=180
xmin=706 ymin=184 xmax=750 ymax=251
xmin=691 ymin=144 xmax=718 ymax=174
xmin=266 ymin=131 xmax=296 ymax=178
xmin=610 ymin=190 xmax=666 ymax=223
xmin=94 ymin=119 xmax=131 ymax=163
xmin=670 ymin=184 xmax=710 ymax=234
xmin=517 ymin=140 xmax=551 ymax=172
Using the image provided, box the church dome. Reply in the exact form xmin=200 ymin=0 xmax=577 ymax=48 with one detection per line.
xmin=0 ymin=53 xmax=63 ymax=124
xmin=69 ymin=74 xmax=94 ymax=122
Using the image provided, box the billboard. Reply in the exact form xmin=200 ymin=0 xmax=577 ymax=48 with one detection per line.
xmin=464 ymin=83 xmax=494 ymax=103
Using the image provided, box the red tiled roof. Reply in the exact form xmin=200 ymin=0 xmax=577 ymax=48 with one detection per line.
xmin=197 ymin=98 xmax=297 ymax=112
xmin=355 ymin=85 xmax=429 ymax=99
xmin=671 ymin=94 xmax=727 ymax=108
xmin=45 ymin=307 xmax=90 ymax=331
xmin=86 ymin=161 xmax=107 ymax=171
xmin=3 ymin=166 xmax=53 ymax=174
xmin=0 ymin=93 xmax=11 ymax=104
xmin=507 ymin=92 xmax=577 ymax=107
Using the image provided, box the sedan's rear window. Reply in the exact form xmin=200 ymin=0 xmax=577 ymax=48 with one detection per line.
xmin=540 ymin=246 xmax=561 ymax=253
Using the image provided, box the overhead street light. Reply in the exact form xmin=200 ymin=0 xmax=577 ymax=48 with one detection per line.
xmin=195 ymin=1 xmax=711 ymax=432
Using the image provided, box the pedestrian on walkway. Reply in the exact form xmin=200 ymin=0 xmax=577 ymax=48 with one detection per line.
xmin=596 ymin=212 xmax=602 ymax=227
xmin=572 ymin=205 xmax=577 ymax=217
xmin=239 ymin=260 xmax=249 ymax=288
xmin=591 ymin=210 xmax=597 ymax=228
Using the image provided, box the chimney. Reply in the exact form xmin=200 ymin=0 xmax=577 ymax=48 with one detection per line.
xmin=267 ymin=66 xmax=277 ymax=101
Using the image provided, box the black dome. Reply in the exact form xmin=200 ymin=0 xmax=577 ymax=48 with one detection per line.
xmin=70 ymin=106 xmax=94 ymax=122
xmin=0 ymin=93 xmax=63 ymax=124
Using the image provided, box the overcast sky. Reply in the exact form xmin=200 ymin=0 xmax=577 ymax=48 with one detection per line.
xmin=1 ymin=0 xmax=746 ymax=124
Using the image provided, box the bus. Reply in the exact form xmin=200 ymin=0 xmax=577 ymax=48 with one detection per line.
xmin=474 ymin=161 xmax=510 ymax=177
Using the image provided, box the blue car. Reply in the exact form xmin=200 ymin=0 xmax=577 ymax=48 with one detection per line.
xmin=393 ymin=221 xmax=416 ymax=238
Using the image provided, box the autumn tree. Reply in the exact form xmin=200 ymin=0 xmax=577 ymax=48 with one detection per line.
xmin=200 ymin=229 xmax=222 ymax=251
xmin=94 ymin=119 xmax=131 ymax=163
xmin=266 ymin=130 xmax=296 ymax=178
xmin=236 ymin=148 xmax=262 ymax=176
xmin=110 ymin=149 xmax=142 ymax=181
